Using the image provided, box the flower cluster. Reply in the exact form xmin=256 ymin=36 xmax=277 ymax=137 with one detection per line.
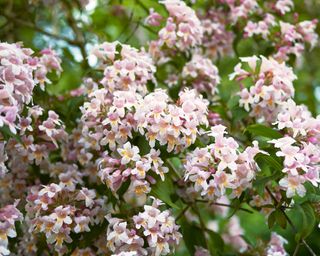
xmin=221 ymin=0 xmax=259 ymax=24
xmin=275 ymin=99 xmax=320 ymax=141
xmin=81 ymin=87 xmax=208 ymax=154
xmin=91 ymin=42 xmax=156 ymax=93
xmin=182 ymin=54 xmax=220 ymax=95
xmin=0 ymin=106 xmax=66 ymax=206
xmin=266 ymin=232 xmax=288 ymax=256
xmin=106 ymin=198 xmax=181 ymax=256
xmin=202 ymin=0 xmax=318 ymax=62
xmin=268 ymin=102 xmax=320 ymax=197
xmin=184 ymin=125 xmax=265 ymax=199
xmin=199 ymin=8 xmax=235 ymax=59
xmin=0 ymin=42 xmax=61 ymax=133
xmin=273 ymin=19 xmax=318 ymax=61
xmin=26 ymin=181 xmax=107 ymax=254
xmin=99 ymin=145 xmax=168 ymax=197
xmin=0 ymin=0 xmax=319 ymax=253
xmin=230 ymin=55 xmax=297 ymax=122
xmin=0 ymin=203 xmax=22 ymax=255
xmin=149 ymin=0 xmax=203 ymax=61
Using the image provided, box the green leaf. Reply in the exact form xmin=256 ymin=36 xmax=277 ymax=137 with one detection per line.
xmin=150 ymin=177 xmax=181 ymax=209
xmin=304 ymin=193 xmax=320 ymax=203
xmin=256 ymin=153 xmax=283 ymax=171
xmin=207 ymin=230 xmax=224 ymax=255
xmin=268 ymin=210 xmax=276 ymax=229
xmin=245 ymin=124 xmax=282 ymax=139
xmin=253 ymin=153 xmax=284 ymax=195
xmin=180 ymin=218 xmax=207 ymax=255
xmin=0 ymin=125 xmax=22 ymax=143
xmin=293 ymin=203 xmax=316 ymax=240
xmin=275 ymin=209 xmax=287 ymax=229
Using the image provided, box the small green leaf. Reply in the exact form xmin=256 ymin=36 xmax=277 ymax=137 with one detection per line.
xmin=180 ymin=218 xmax=207 ymax=255
xmin=0 ymin=125 xmax=22 ymax=143
xmin=268 ymin=210 xmax=276 ymax=229
xmin=275 ymin=209 xmax=287 ymax=229
xmin=294 ymin=203 xmax=316 ymax=240
xmin=207 ymin=230 xmax=224 ymax=255
xmin=150 ymin=177 xmax=181 ymax=209
xmin=245 ymin=124 xmax=282 ymax=139
xmin=304 ymin=193 xmax=320 ymax=203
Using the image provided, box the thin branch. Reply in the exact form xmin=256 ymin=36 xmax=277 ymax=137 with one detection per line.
xmin=196 ymin=199 xmax=254 ymax=214
xmin=176 ymin=205 xmax=189 ymax=221
xmin=302 ymin=240 xmax=317 ymax=256
xmin=2 ymin=13 xmax=80 ymax=45
xmin=124 ymin=19 xmax=141 ymax=43
xmin=117 ymin=11 xmax=134 ymax=40
xmin=266 ymin=186 xmax=316 ymax=256
xmin=136 ymin=0 xmax=149 ymax=13
xmin=192 ymin=205 xmax=209 ymax=249
xmin=166 ymin=159 xmax=182 ymax=179
xmin=293 ymin=242 xmax=301 ymax=256
xmin=61 ymin=0 xmax=88 ymax=68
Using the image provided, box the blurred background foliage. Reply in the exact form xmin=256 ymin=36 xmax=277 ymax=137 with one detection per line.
xmin=1 ymin=0 xmax=320 ymax=255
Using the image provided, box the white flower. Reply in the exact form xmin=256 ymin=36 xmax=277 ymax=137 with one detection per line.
xmin=118 ymin=142 xmax=140 ymax=165
xmin=279 ymin=176 xmax=306 ymax=197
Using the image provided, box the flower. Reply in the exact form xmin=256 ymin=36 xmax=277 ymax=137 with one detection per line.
xmin=279 ymin=175 xmax=306 ymax=197
xmin=50 ymin=206 xmax=73 ymax=233
xmin=118 ymin=142 xmax=141 ymax=165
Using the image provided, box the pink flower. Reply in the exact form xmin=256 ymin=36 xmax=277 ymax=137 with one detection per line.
xmin=145 ymin=9 xmax=163 ymax=26
xmin=50 ymin=206 xmax=74 ymax=233
xmin=279 ymin=175 xmax=306 ymax=197
xmin=118 ymin=142 xmax=141 ymax=165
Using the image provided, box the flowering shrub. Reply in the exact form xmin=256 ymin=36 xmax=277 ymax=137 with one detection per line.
xmin=0 ymin=0 xmax=320 ymax=255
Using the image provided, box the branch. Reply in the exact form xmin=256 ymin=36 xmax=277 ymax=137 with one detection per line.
xmin=266 ymin=186 xmax=316 ymax=256
xmin=192 ymin=205 xmax=209 ymax=249
xmin=196 ymin=199 xmax=254 ymax=214
xmin=176 ymin=205 xmax=190 ymax=221
xmin=61 ymin=0 xmax=88 ymax=68
xmin=135 ymin=0 xmax=149 ymax=13
xmin=124 ymin=19 xmax=141 ymax=43
xmin=2 ymin=13 xmax=80 ymax=46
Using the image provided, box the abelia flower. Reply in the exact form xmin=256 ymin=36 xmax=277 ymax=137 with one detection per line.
xmin=182 ymin=54 xmax=220 ymax=95
xmin=194 ymin=246 xmax=210 ymax=256
xmin=0 ymin=42 xmax=61 ymax=133
xmin=149 ymin=0 xmax=203 ymax=61
xmin=0 ymin=203 xmax=22 ymax=255
xmin=279 ymin=175 xmax=306 ymax=197
xmin=185 ymin=125 xmax=265 ymax=199
xmin=269 ymin=133 xmax=320 ymax=197
xmin=266 ymin=232 xmax=288 ymax=256
xmin=91 ymin=42 xmax=156 ymax=93
xmin=231 ymin=56 xmax=297 ymax=122
xmin=118 ymin=142 xmax=141 ymax=165
xmin=25 ymin=181 xmax=107 ymax=253
xmin=200 ymin=8 xmax=235 ymax=59
xmin=106 ymin=198 xmax=181 ymax=256
xmin=222 ymin=216 xmax=248 ymax=253
xmin=275 ymin=0 xmax=294 ymax=15
xmin=145 ymin=9 xmax=163 ymax=27
xmin=221 ymin=0 xmax=259 ymax=24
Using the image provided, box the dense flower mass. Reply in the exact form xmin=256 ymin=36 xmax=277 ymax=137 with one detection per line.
xmin=0 ymin=0 xmax=319 ymax=255
xmin=184 ymin=125 xmax=265 ymax=199
xmin=149 ymin=0 xmax=203 ymax=61
xmin=107 ymin=198 xmax=181 ymax=256
xmin=0 ymin=43 xmax=61 ymax=133
xmin=182 ymin=54 xmax=220 ymax=95
xmin=231 ymin=55 xmax=297 ymax=122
